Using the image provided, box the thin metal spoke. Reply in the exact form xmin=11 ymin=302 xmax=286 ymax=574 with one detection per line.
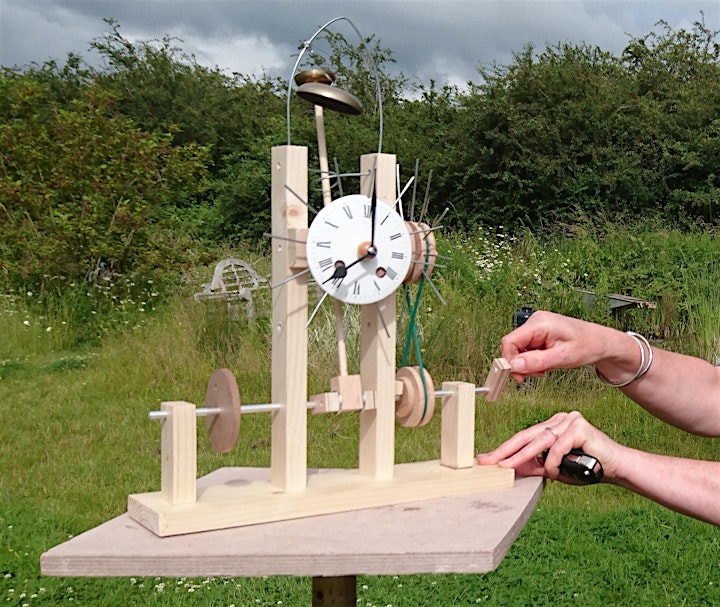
xmin=270 ymin=268 xmax=310 ymax=289
xmin=263 ymin=232 xmax=306 ymax=244
xmin=306 ymin=291 xmax=330 ymax=328
xmin=419 ymin=169 xmax=433 ymax=223
xmin=284 ymin=184 xmax=319 ymax=215
xmin=420 ymin=269 xmax=447 ymax=305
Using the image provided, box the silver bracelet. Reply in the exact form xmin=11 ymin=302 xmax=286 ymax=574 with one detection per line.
xmin=595 ymin=331 xmax=653 ymax=387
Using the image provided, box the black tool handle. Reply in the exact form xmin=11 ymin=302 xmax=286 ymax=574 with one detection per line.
xmin=559 ymin=448 xmax=604 ymax=484
xmin=539 ymin=448 xmax=604 ymax=484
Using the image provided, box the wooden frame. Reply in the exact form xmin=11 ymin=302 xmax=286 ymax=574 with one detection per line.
xmin=127 ymin=146 xmax=513 ymax=537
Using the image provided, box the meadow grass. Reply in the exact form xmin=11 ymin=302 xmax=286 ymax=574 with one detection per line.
xmin=2 ymin=221 xmax=720 ymax=606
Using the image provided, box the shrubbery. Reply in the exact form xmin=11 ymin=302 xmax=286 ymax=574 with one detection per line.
xmin=0 ymin=16 xmax=717 ymax=340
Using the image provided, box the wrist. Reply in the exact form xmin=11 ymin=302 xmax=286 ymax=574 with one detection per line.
xmin=595 ymin=330 xmax=650 ymax=387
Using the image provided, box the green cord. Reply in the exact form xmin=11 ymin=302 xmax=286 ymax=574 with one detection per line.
xmin=400 ymin=230 xmax=434 ymax=421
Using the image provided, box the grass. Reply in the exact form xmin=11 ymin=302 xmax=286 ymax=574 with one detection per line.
xmin=3 ymin=222 xmax=720 ymax=605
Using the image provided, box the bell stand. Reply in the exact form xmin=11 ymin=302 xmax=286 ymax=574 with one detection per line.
xmin=126 ymin=146 xmax=514 ymax=537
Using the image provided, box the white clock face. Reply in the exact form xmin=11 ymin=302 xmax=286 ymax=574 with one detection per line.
xmin=306 ymin=194 xmax=412 ymax=304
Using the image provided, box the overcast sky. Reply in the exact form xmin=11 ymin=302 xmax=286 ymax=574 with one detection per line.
xmin=1 ymin=1 xmax=718 ymax=88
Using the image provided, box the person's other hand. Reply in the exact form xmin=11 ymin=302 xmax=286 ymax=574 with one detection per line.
xmin=476 ymin=411 xmax=621 ymax=483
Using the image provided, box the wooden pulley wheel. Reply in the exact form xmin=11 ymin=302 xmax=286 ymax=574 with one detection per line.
xmin=294 ymin=68 xmax=336 ymax=86
xmin=296 ymin=82 xmax=363 ymax=115
xmin=404 ymin=221 xmax=437 ymax=284
xmin=395 ymin=366 xmax=435 ymax=428
xmin=205 ymin=368 xmax=241 ymax=453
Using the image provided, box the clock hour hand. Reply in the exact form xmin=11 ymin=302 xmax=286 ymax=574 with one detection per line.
xmin=322 ymin=251 xmax=373 ymax=288
xmin=323 ymin=261 xmax=347 ymax=286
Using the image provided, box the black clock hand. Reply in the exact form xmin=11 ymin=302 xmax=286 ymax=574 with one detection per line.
xmin=323 ymin=252 xmax=373 ymax=287
xmin=323 ymin=261 xmax=347 ymax=286
xmin=345 ymin=251 xmax=372 ymax=272
xmin=369 ymin=183 xmax=378 ymax=255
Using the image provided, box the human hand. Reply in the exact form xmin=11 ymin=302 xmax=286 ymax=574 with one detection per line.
xmin=476 ymin=411 xmax=621 ymax=483
xmin=501 ymin=311 xmax=627 ymax=383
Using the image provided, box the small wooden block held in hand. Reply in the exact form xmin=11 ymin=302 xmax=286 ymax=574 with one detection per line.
xmin=484 ymin=358 xmax=511 ymax=402
xmin=205 ymin=368 xmax=241 ymax=453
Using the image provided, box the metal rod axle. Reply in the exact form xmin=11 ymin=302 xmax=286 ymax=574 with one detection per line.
xmin=148 ymin=385 xmax=490 ymax=420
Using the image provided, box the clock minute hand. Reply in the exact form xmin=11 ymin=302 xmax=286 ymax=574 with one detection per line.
xmin=369 ymin=183 xmax=378 ymax=255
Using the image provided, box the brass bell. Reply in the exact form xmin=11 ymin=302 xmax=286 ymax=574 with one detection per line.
xmin=294 ymin=68 xmax=363 ymax=115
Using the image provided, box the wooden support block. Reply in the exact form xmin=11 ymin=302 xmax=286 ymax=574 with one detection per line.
xmin=484 ymin=357 xmax=511 ymax=402
xmin=128 ymin=460 xmax=514 ymax=536
xmin=160 ymin=401 xmax=197 ymax=505
xmin=271 ymin=145 xmax=309 ymax=493
xmin=440 ymin=382 xmax=476 ymax=469
xmin=309 ymin=391 xmax=340 ymax=414
xmin=330 ymin=374 xmax=363 ymax=411
xmin=288 ymin=227 xmax=308 ymax=269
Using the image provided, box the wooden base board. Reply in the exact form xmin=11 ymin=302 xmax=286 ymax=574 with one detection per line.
xmin=128 ymin=461 xmax=514 ymax=537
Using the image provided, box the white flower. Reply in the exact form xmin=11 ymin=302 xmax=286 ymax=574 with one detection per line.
xmin=23 ymin=320 xmax=30 ymax=326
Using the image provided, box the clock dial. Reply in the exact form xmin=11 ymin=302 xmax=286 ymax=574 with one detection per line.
xmin=306 ymin=194 xmax=412 ymax=304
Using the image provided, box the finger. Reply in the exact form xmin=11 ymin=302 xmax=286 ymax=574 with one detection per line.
xmin=496 ymin=431 xmax=559 ymax=470
xmin=479 ymin=417 xmax=567 ymax=466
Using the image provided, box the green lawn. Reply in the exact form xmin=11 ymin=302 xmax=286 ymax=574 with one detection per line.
xmin=2 ymin=305 xmax=719 ymax=607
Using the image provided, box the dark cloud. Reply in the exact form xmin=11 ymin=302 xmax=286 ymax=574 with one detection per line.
xmin=1 ymin=0 xmax=718 ymax=87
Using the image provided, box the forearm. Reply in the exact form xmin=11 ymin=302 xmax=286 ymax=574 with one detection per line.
xmin=595 ymin=331 xmax=720 ymax=436
xmin=612 ymin=446 xmax=720 ymax=525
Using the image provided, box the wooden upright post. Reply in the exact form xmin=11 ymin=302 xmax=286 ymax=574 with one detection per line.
xmin=440 ymin=382 xmax=476 ymax=469
xmin=271 ymin=145 xmax=309 ymax=492
xmin=160 ymin=401 xmax=197 ymax=505
xmin=358 ymin=153 xmax=397 ymax=480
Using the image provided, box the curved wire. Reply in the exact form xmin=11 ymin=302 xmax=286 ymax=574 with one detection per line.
xmin=285 ymin=16 xmax=383 ymax=154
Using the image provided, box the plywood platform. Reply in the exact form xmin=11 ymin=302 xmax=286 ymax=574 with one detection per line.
xmin=43 ymin=469 xmax=543 ymax=578
xmin=128 ymin=460 xmax=514 ymax=537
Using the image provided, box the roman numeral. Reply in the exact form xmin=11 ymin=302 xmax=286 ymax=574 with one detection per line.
xmin=391 ymin=251 xmax=404 ymax=259
xmin=385 ymin=267 xmax=397 ymax=280
xmin=364 ymin=204 xmax=371 ymax=218
xmin=352 ymin=282 xmax=361 ymax=295
xmin=343 ymin=206 xmax=353 ymax=219
xmin=389 ymin=232 xmax=402 ymax=241
xmin=318 ymin=258 xmax=333 ymax=270
xmin=316 ymin=241 xmax=331 ymax=248
xmin=324 ymin=220 xmax=338 ymax=229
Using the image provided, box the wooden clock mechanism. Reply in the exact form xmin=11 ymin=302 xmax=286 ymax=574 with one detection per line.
xmin=128 ymin=17 xmax=513 ymax=537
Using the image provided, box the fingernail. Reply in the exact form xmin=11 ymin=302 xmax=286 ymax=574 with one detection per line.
xmin=510 ymin=358 xmax=526 ymax=372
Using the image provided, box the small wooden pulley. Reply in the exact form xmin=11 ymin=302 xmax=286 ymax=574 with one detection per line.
xmin=404 ymin=221 xmax=437 ymax=284
xmin=395 ymin=366 xmax=435 ymax=427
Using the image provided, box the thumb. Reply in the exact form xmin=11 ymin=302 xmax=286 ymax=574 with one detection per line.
xmin=509 ymin=350 xmax=560 ymax=376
